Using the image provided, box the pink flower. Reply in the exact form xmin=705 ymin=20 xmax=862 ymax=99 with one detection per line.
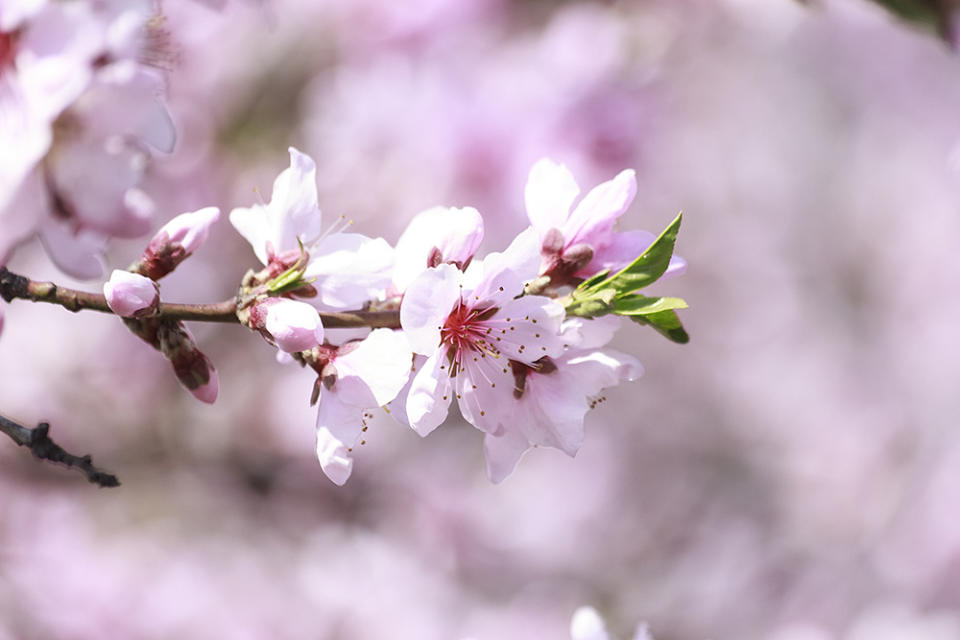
xmin=313 ymin=329 xmax=413 ymax=485
xmin=525 ymin=159 xmax=686 ymax=281
xmin=0 ymin=1 xmax=176 ymax=278
xmin=400 ymin=228 xmax=566 ymax=436
xmin=246 ymin=298 xmax=324 ymax=353
xmin=391 ymin=205 xmax=484 ymax=293
xmin=483 ymin=316 xmax=642 ymax=483
xmin=136 ymin=207 xmax=220 ymax=280
xmin=103 ymin=269 xmax=159 ymax=318
xmin=230 ymin=147 xmax=394 ymax=310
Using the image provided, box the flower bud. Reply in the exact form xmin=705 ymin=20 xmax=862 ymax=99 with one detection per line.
xmin=103 ymin=270 xmax=159 ymax=317
xmin=157 ymin=321 xmax=219 ymax=404
xmin=155 ymin=206 xmax=220 ymax=256
xmin=188 ymin=361 xmax=219 ymax=405
xmin=135 ymin=207 xmax=220 ymax=280
xmin=247 ymin=298 xmax=324 ymax=353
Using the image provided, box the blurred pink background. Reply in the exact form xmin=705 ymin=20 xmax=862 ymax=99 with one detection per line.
xmin=4 ymin=0 xmax=960 ymax=638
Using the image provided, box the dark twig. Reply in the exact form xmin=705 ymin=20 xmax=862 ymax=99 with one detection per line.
xmin=0 ymin=414 xmax=120 ymax=487
xmin=0 ymin=266 xmax=401 ymax=328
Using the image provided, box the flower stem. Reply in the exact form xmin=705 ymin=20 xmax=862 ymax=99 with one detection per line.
xmin=0 ymin=267 xmax=400 ymax=329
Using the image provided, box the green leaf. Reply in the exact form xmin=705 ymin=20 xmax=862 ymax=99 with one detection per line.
xmin=613 ymin=295 xmax=688 ymax=316
xmin=628 ymin=310 xmax=690 ymax=344
xmin=602 ymin=212 xmax=682 ymax=294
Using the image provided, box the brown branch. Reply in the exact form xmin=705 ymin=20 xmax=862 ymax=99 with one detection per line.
xmin=0 ymin=414 xmax=120 ymax=487
xmin=0 ymin=266 xmax=401 ymax=328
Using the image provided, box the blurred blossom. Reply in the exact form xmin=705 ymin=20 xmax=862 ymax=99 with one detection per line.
xmin=0 ymin=0 xmax=175 ymax=278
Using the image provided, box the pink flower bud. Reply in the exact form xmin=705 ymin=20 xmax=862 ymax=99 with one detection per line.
xmin=103 ymin=270 xmax=159 ymax=317
xmin=136 ymin=207 xmax=220 ymax=280
xmin=155 ymin=206 xmax=220 ymax=256
xmin=259 ymin=298 xmax=324 ymax=353
xmin=189 ymin=362 xmax=219 ymax=405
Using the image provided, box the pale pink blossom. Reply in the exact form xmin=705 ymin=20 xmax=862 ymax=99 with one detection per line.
xmin=400 ymin=228 xmax=566 ymax=437
xmin=482 ymin=315 xmax=641 ymax=482
xmin=103 ymin=269 xmax=159 ymax=318
xmin=525 ymin=159 xmax=686 ymax=281
xmin=247 ymin=298 xmax=323 ymax=353
xmin=391 ymin=205 xmax=484 ymax=293
xmin=314 ymin=329 xmax=412 ymax=485
xmin=0 ymin=0 xmax=175 ymax=278
xmin=230 ymin=147 xmax=394 ymax=309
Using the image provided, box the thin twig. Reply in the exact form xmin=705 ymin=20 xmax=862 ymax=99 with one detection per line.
xmin=0 ymin=266 xmax=401 ymax=328
xmin=0 ymin=415 xmax=120 ymax=487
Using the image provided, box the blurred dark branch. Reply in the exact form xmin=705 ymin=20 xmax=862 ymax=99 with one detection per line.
xmin=0 ymin=266 xmax=401 ymax=328
xmin=0 ymin=415 xmax=120 ymax=487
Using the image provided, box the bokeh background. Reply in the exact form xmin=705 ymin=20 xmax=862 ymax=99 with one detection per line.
xmin=3 ymin=0 xmax=960 ymax=638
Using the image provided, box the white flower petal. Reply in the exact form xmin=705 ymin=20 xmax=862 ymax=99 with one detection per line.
xmin=405 ymin=349 xmax=453 ymax=437
xmin=570 ymin=606 xmax=611 ymax=640
xmin=393 ymin=205 xmax=484 ymax=293
xmin=315 ymin=389 xmax=365 ymax=486
xmin=268 ymin=147 xmax=324 ymax=252
xmin=564 ymin=168 xmax=637 ymax=248
xmin=483 ymin=428 xmax=530 ymax=484
xmin=400 ymin=263 xmax=461 ymax=355
xmin=525 ymin=158 xmax=580 ymax=236
xmin=334 ymin=328 xmax=412 ymax=407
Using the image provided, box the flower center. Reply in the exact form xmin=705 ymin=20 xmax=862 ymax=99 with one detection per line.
xmin=440 ymin=302 xmax=488 ymax=354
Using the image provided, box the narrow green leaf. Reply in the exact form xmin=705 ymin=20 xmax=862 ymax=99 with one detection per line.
xmin=602 ymin=212 xmax=682 ymax=295
xmin=613 ymin=295 xmax=688 ymax=316
xmin=628 ymin=310 xmax=690 ymax=344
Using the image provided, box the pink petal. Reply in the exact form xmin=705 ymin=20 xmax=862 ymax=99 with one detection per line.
xmin=392 ymin=205 xmax=484 ymax=293
xmin=483 ymin=428 xmax=530 ymax=484
xmin=524 ymin=158 xmax=580 ymax=236
xmin=38 ymin=221 xmax=105 ymax=279
xmin=304 ymin=233 xmax=394 ymax=309
xmin=405 ymin=349 xmax=453 ymax=437
xmin=315 ymin=390 xmax=364 ymax=486
xmin=456 ymin=353 xmax=515 ymax=434
xmin=563 ymin=168 xmax=637 ymax=249
xmin=334 ymin=328 xmax=412 ymax=407
xmin=570 ymin=607 xmax=611 ymax=640
xmin=400 ymin=263 xmax=461 ymax=355
xmin=228 ymin=204 xmax=271 ymax=265
xmin=268 ymin=147 xmax=324 ymax=253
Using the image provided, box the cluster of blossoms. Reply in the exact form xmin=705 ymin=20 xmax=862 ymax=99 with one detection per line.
xmin=96 ymin=146 xmax=686 ymax=484
xmin=0 ymin=0 xmax=174 ymax=277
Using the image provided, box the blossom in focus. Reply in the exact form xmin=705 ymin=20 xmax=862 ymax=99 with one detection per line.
xmin=483 ymin=316 xmax=642 ymax=483
xmin=400 ymin=228 xmax=566 ymax=437
xmin=525 ymin=159 xmax=686 ymax=282
xmin=391 ymin=205 xmax=484 ymax=294
xmin=245 ymin=298 xmax=324 ymax=354
xmin=313 ymin=329 xmax=412 ymax=485
xmin=135 ymin=207 xmax=220 ymax=280
xmin=230 ymin=147 xmax=394 ymax=309
xmin=103 ymin=270 xmax=159 ymax=318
